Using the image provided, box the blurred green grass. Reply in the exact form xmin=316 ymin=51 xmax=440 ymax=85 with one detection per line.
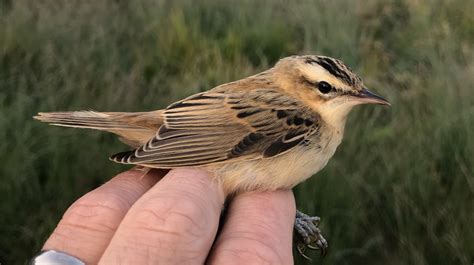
xmin=0 ymin=0 xmax=473 ymax=264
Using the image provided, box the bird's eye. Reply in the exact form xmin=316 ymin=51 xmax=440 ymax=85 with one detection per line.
xmin=318 ymin=81 xmax=332 ymax=94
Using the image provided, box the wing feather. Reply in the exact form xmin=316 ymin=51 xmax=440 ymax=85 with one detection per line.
xmin=110 ymin=89 xmax=320 ymax=167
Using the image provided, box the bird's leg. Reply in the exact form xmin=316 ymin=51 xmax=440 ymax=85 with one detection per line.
xmin=294 ymin=210 xmax=328 ymax=259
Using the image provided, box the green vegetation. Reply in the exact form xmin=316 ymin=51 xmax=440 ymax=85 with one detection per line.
xmin=1 ymin=0 xmax=473 ymax=264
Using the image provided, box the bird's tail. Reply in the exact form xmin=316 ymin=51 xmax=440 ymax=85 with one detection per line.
xmin=35 ymin=111 xmax=132 ymax=130
xmin=34 ymin=110 xmax=163 ymax=147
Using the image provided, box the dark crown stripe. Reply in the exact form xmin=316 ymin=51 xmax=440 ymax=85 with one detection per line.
xmin=316 ymin=58 xmax=352 ymax=85
xmin=305 ymin=56 xmax=354 ymax=86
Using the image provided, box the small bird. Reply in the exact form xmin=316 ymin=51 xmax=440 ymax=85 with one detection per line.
xmin=35 ymin=55 xmax=389 ymax=257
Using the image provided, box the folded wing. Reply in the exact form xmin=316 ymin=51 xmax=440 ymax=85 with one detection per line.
xmin=110 ymin=89 xmax=320 ymax=168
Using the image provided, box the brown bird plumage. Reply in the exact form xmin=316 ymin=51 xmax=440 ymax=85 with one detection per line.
xmin=35 ymin=55 xmax=389 ymax=256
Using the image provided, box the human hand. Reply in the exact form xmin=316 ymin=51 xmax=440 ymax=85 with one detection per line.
xmin=41 ymin=168 xmax=296 ymax=264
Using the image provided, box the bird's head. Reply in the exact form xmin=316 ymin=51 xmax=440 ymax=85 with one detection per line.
xmin=273 ymin=55 xmax=390 ymax=128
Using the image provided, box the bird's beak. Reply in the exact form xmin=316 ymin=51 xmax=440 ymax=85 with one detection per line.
xmin=352 ymin=88 xmax=390 ymax=106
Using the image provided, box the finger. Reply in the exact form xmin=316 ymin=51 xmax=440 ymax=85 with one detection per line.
xmin=208 ymin=190 xmax=296 ymax=265
xmin=42 ymin=168 xmax=165 ymax=265
xmin=99 ymin=168 xmax=225 ymax=264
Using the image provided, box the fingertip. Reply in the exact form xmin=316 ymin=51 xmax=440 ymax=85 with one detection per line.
xmin=165 ymin=168 xmax=225 ymax=203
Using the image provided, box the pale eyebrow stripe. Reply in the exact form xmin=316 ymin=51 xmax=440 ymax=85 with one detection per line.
xmin=305 ymin=56 xmax=354 ymax=86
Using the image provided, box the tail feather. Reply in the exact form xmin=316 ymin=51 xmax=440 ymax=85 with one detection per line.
xmin=34 ymin=110 xmax=163 ymax=147
xmin=34 ymin=111 xmax=147 ymax=130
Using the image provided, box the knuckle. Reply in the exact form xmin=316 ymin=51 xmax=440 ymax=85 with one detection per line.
xmin=61 ymin=191 xmax=130 ymax=233
xmin=129 ymin=194 xmax=212 ymax=244
xmin=136 ymin=197 xmax=207 ymax=232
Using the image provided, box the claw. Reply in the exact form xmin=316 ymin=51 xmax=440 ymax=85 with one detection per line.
xmin=294 ymin=210 xmax=328 ymax=259
xmin=296 ymin=244 xmax=312 ymax=261
xmin=307 ymin=241 xmax=328 ymax=257
xmin=320 ymin=244 xmax=327 ymax=257
xmin=307 ymin=244 xmax=318 ymax=250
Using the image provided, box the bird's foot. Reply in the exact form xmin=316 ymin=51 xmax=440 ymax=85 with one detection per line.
xmin=294 ymin=210 xmax=328 ymax=260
